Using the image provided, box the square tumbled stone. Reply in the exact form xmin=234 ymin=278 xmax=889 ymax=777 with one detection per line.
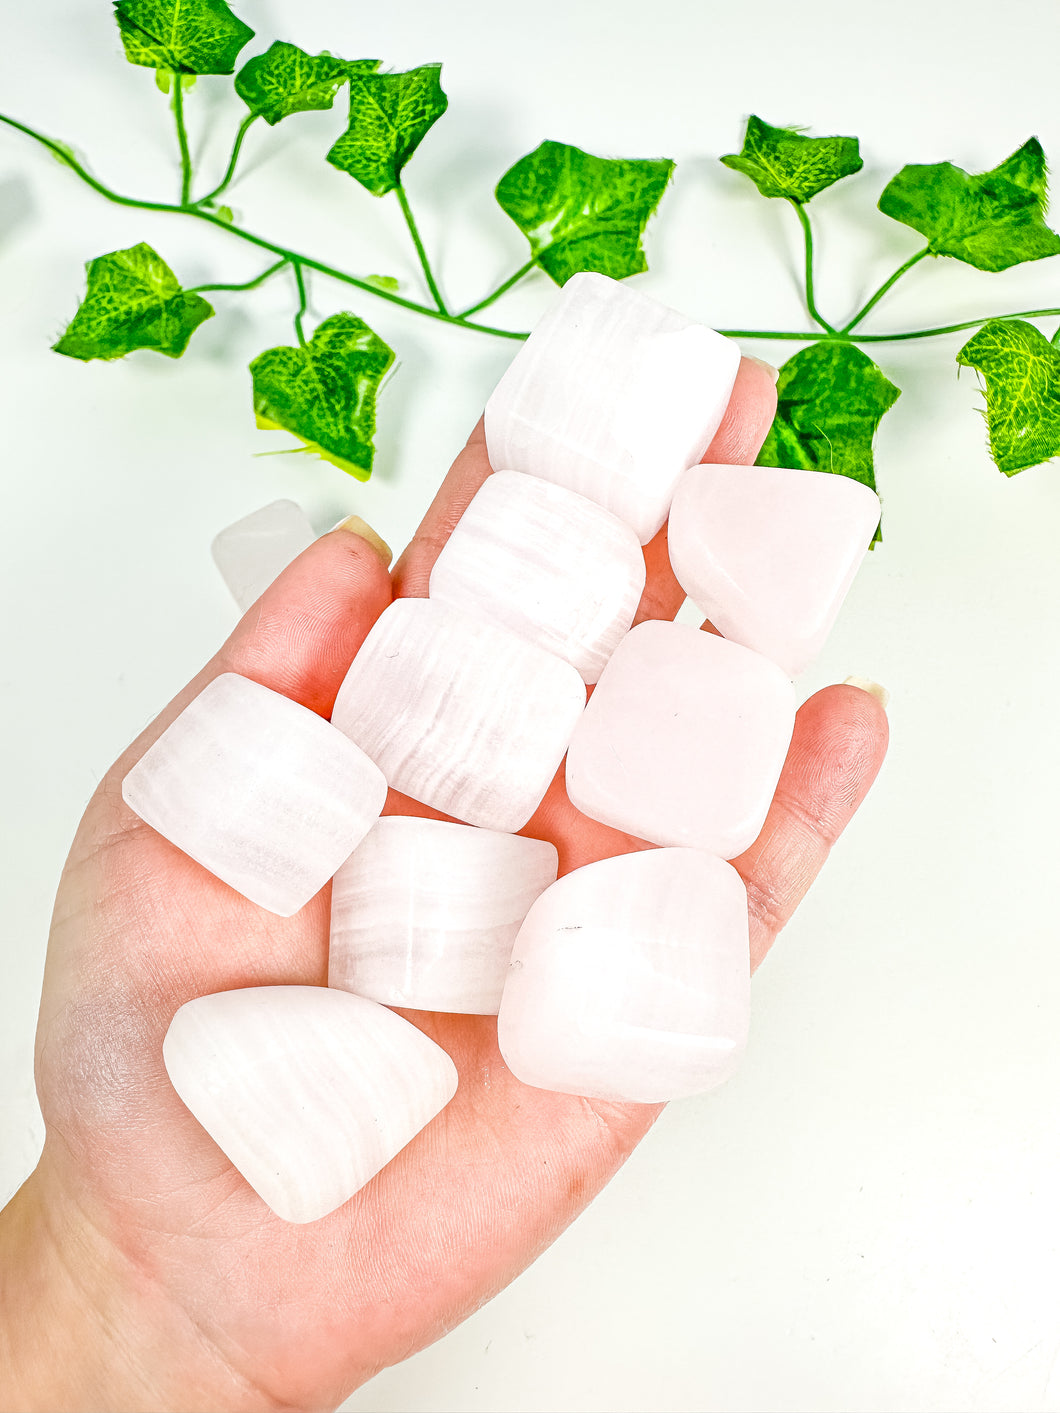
xmin=428 ymin=471 xmax=645 ymax=683
xmin=164 ymin=986 xmax=458 ymax=1223
xmin=497 ymin=848 xmax=750 ymax=1103
xmin=565 ymin=621 xmax=795 ymax=858
xmin=331 ymin=599 xmax=586 ymax=831
xmin=484 ymin=272 xmax=741 ymax=544
xmin=122 ymin=673 xmax=387 ymax=916
xmin=329 ymin=817 xmax=559 ymax=1013
xmin=211 ymin=499 xmax=316 ymax=612
xmin=668 ymin=464 xmax=881 ymax=678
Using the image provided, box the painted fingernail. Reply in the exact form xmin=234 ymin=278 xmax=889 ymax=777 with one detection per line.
xmin=746 ymin=354 xmax=780 ymax=384
xmin=842 ymin=675 xmax=889 ymax=709
xmin=330 ymin=515 xmax=393 ymax=568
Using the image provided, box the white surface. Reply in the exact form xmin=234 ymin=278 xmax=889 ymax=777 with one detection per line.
xmin=4 ymin=0 xmax=1060 ymax=1408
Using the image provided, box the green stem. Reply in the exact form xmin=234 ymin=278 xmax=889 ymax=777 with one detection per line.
xmin=0 ymin=113 xmax=527 ymax=340
xmin=457 ymin=259 xmax=537 ymax=319
xmin=395 ymin=183 xmax=448 ymax=314
xmin=171 ymin=74 xmax=193 ymax=206
xmin=292 ymin=261 xmax=308 ymax=347
xmin=198 ymin=112 xmax=257 ymax=207
xmin=187 ymin=257 xmax=287 ymax=294
xmin=852 ymin=309 xmax=1060 ymax=342
xmin=841 ymin=246 xmax=931 ymax=334
xmin=791 ymin=201 xmax=834 ymax=333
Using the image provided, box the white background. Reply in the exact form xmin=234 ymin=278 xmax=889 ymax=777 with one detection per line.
xmin=4 ymin=2 xmax=1060 ymax=1409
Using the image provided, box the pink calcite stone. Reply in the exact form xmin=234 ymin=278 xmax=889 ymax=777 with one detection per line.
xmin=497 ymin=848 xmax=750 ymax=1102
xmin=565 ymin=621 xmax=796 ymax=858
xmin=667 ymin=463 xmax=881 ymax=678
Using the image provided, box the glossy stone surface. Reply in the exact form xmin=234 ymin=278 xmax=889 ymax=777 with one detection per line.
xmin=497 ymin=848 xmax=750 ymax=1102
xmin=122 ymin=673 xmax=386 ymax=916
xmin=484 ymin=272 xmax=741 ymax=544
xmin=332 ymin=599 xmax=586 ymax=832
xmin=163 ymin=986 xmax=458 ymax=1223
xmin=429 ymin=471 xmax=645 ymax=683
xmin=329 ymin=816 xmax=559 ymax=1013
xmin=211 ymin=499 xmax=315 ymax=612
xmin=565 ymin=621 xmax=796 ymax=858
xmin=668 ymin=464 xmax=882 ymax=677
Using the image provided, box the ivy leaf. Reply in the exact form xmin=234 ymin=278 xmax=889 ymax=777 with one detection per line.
xmin=878 ymin=139 xmax=1060 ymax=272
xmin=325 ymin=65 xmax=447 ymax=197
xmin=494 ymin=140 xmax=673 ymax=285
xmin=234 ymin=41 xmax=380 ymax=126
xmin=249 ymin=313 xmax=395 ymax=479
xmin=720 ymin=115 xmax=862 ymax=204
xmin=956 ymin=319 xmax=1060 ymax=474
xmin=53 ymin=242 xmax=213 ymax=361
xmin=757 ymin=341 xmax=900 ymax=539
xmin=114 ymin=0 xmax=254 ymax=75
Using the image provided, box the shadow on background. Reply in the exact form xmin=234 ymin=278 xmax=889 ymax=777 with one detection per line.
xmin=0 ymin=174 xmax=33 ymax=248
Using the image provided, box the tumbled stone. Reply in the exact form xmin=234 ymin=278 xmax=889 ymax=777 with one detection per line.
xmin=484 ymin=272 xmax=741 ymax=544
xmin=428 ymin=471 xmax=645 ymax=683
xmin=565 ymin=621 xmax=795 ymax=858
xmin=497 ymin=848 xmax=750 ymax=1102
xmin=331 ymin=599 xmax=586 ymax=832
xmin=122 ymin=673 xmax=387 ymax=916
xmin=211 ymin=499 xmax=316 ymax=611
xmin=668 ymin=463 xmax=882 ymax=677
xmin=163 ymin=986 xmax=458 ymax=1223
xmin=329 ymin=816 xmax=559 ymax=1013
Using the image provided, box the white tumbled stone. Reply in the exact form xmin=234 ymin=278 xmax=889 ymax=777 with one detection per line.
xmin=565 ymin=621 xmax=796 ymax=858
xmin=163 ymin=986 xmax=458 ymax=1223
xmin=428 ymin=471 xmax=645 ymax=684
xmin=331 ymin=599 xmax=586 ymax=832
xmin=497 ymin=848 xmax=750 ymax=1103
xmin=122 ymin=673 xmax=387 ymax=916
xmin=329 ymin=817 xmax=559 ymax=1013
xmin=211 ymin=499 xmax=316 ymax=611
xmin=484 ymin=272 xmax=741 ymax=544
xmin=668 ymin=464 xmax=882 ymax=678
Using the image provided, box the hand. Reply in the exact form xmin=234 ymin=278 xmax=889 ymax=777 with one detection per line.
xmin=0 ymin=359 xmax=888 ymax=1412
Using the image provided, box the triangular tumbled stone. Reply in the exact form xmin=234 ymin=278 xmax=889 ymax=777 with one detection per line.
xmin=163 ymin=986 xmax=458 ymax=1223
xmin=667 ymin=464 xmax=881 ymax=677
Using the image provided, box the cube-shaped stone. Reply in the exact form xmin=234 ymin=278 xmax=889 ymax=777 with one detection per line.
xmin=331 ymin=599 xmax=586 ymax=832
xmin=164 ymin=986 xmax=458 ymax=1223
xmin=565 ymin=621 xmax=795 ymax=858
xmin=428 ymin=471 xmax=645 ymax=683
xmin=122 ymin=673 xmax=386 ymax=916
xmin=484 ymin=272 xmax=741 ymax=544
xmin=211 ymin=499 xmax=316 ymax=612
xmin=497 ymin=848 xmax=750 ymax=1102
xmin=668 ymin=464 xmax=882 ymax=678
xmin=329 ymin=816 xmax=559 ymax=1013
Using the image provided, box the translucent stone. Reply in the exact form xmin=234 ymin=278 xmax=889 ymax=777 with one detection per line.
xmin=565 ymin=621 xmax=796 ymax=858
xmin=163 ymin=986 xmax=458 ymax=1223
xmin=484 ymin=272 xmax=741 ymax=544
xmin=122 ymin=673 xmax=387 ymax=916
xmin=211 ymin=499 xmax=316 ymax=612
xmin=428 ymin=471 xmax=645 ymax=683
xmin=497 ymin=848 xmax=750 ymax=1102
xmin=331 ymin=599 xmax=586 ymax=832
xmin=668 ymin=464 xmax=882 ymax=678
xmin=329 ymin=817 xmax=559 ymax=1013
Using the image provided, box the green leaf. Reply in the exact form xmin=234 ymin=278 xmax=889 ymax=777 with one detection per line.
xmin=234 ymin=41 xmax=380 ymax=126
xmin=494 ymin=140 xmax=673 ymax=285
xmin=364 ymin=273 xmax=400 ymax=291
xmin=878 ymin=138 xmax=1060 ymax=271
xmin=114 ymin=0 xmax=254 ymax=75
xmin=956 ymin=318 xmax=1060 ymax=474
xmin=757 ymin=341 xmax=900 ymax=537
xmin=249 ymin=313 xmax=395 ymax=478
xmin=720 ymin=115 xmax=862 ymax=204
xmin=325 ymin=65 xmax=447 ymax=197
xmin=53 ymin=242 xmax=213 ymax=361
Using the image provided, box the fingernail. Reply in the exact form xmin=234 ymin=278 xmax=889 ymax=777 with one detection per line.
xmin=746 ymin=354 xmax=780 ymax=384
xmin=842 ymin=675 xmax=889 ymax=709
xmin=330 ymin=514 xmax=393 ymax=567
